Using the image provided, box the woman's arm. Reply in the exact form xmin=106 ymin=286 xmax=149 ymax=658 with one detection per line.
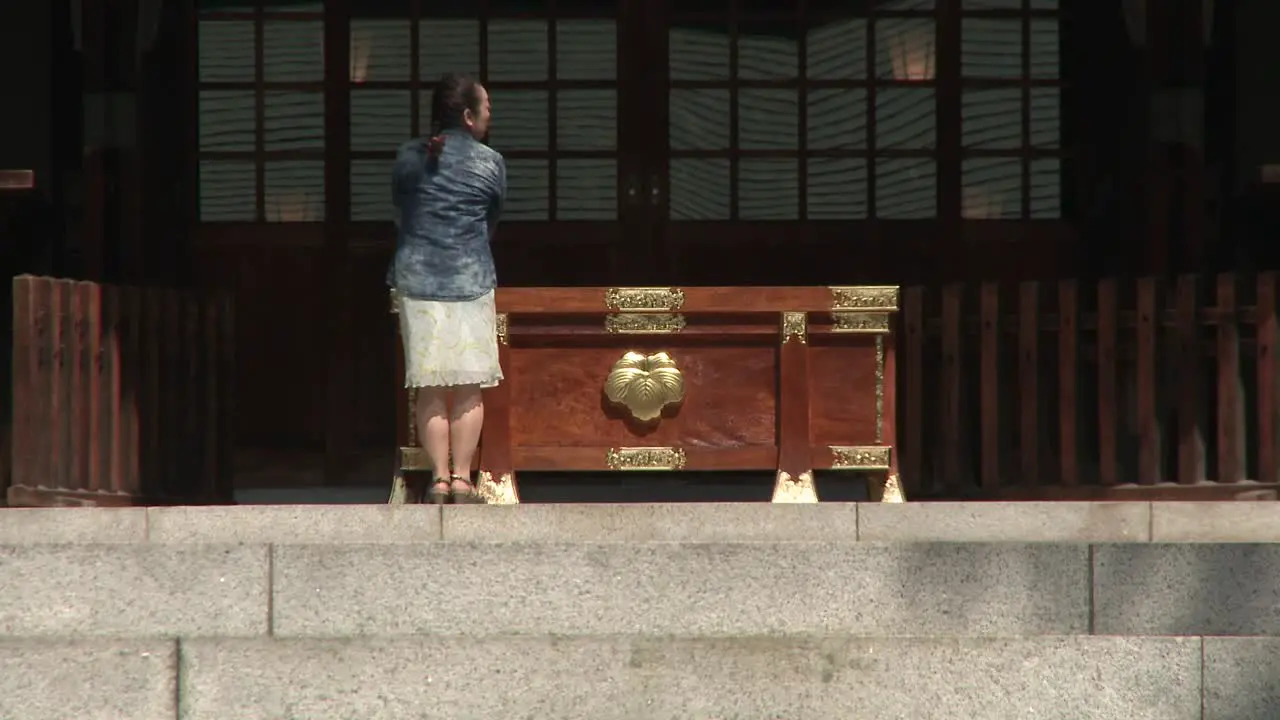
xmin=391 ymin=140 xmax=427 ymax=213
xmin=388 ymin=141 xmax=426 ymax=287
xmin=485 ymin=154 xmax=507 ymax=237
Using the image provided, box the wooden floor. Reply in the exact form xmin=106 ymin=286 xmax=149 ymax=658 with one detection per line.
xmin=231 ymin=447 xmax=878 ymax=504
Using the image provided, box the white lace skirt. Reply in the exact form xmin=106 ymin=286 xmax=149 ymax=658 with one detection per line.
xmin=396 ymin=290 xmax=504 ymax=389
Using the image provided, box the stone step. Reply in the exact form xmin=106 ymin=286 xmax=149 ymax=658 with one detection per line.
xmin=10 ymin=499 xmax=1280 ymax=545
xmin=5 ymin=538 xmax=1280 ymax=638
xmin=3 ymin=634 xmax=1273 ymax=720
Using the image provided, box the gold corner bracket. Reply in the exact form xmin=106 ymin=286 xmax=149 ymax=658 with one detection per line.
xmin=605 ymin=287 xmax=686 ymax=312
xmin=781 ymin=311 xmax=807 ymax=344
xmin=605 ymin=313 xmax=686 ymax=334
xmin=496 ymin=313 xmax=509 ymax=345
xmin=829 ymin=286 xmax=900 ymax=312
xmin=829 ymin=445 xmax=892 ymax=471
xmin=831 ymin=311 xmax=891 ymax=334
xmin=830 ymin=446 xmax=905 ymax=503
xmin=605 ymin=446 xmax=687 ymax=471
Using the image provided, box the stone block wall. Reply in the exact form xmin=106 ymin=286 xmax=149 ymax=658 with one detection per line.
xmin=2 ymin=502 xmax=1279 ymax=718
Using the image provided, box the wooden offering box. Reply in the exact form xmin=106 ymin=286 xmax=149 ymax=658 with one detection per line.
xmin=393 ymin=286 xmax=902 ymax=504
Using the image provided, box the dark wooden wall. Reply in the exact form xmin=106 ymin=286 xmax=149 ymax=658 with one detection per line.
xmin=64 ymin=0 xmax=1226 ymax=486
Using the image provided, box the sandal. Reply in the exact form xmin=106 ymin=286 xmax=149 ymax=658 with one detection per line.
xmin=427 ymin=479 xmax=451 ymax=505
xmin=450 ymin=475 xmax=483 ymax=504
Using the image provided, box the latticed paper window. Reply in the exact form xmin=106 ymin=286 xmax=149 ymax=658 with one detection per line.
xmin=347 ymin=1 xmax=620 ymax=222
xmin=664 ymin=0 xmax=1061 ymax=221
xmin=193 ymin=0 xmax=1063 ymax=224
xmin=661 ymin=0 xmax=936 ymax=221
xmin=959 ymin=0 xmax=1062 ymax=219
xmin=197 ymin=0 xmax=326 ymax=222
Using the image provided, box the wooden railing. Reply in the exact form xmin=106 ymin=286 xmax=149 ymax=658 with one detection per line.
xmin=8 ymin=276 xmax=234 ymax=506
xmin=898 ymin=272 xmax=1280 ymax=500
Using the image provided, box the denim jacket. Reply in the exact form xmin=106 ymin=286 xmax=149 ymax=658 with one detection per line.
xmin=386 ymin=129 xmax=507 ymax=301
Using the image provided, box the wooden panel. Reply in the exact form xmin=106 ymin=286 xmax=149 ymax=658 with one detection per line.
xmin=10 ymin=277 xmax=43 ymax=495
xmin=508 ymin=345 xmax=777 ymax=448
xmin=50 ymin=278 xmax=69 ymax=491
xmin=808 ymin=342 xmax=881 ymax=446
xmin=138 ymin=288 xmax=158 ymax=494
xmin=940 ymin=283 xmax=963 ymax=489
xmin=1175 ymin=275 xmax=1205 ymax=483
xmin=979 ymin=283 xmax=999 ymax=488
xmin=1258 ymin=273 xmax=1279 ymax=485
xmin=105 ymin=286 xmax=124 ymax=494
xmin=1018 ymin=282 xmax=1039 ymax=484
xmin=1096 ymin=278 xmax=1118 ymax=486
xmin=1057 ymin=279 xmax=1078 ymax=486
xmin=494 ymin=225 xmax=628 ymax=287
xmin=1216 ymin=274 xmax=1245 ymax=483
xmin=190 ymin=225 xmax=328 ymax=448
xmin=1135 ymin=277 xmax=1159 ymax=485
xmin=346 ymin=246 xmax=398 ymax=448
xmin=662 ymin=221 xmax=1081 ymax=287
xmin=895 ymin=272 xmax=1280 ymax=498
xmin=69 ymin=282 xmax=89 ymax=493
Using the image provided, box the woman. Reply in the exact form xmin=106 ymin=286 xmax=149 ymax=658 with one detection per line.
xmin=389 ymin=72 xmax=505 ymax=504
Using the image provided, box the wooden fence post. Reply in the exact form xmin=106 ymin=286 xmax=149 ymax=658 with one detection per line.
xmin=8 ymin=276 xmax=232 ymax=507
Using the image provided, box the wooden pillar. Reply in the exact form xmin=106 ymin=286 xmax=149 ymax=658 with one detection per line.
xmin=773 ymin=311 xmax=815 ymax=502
xmin=879 ymin=329 xmax=903 ymax=502
xmin=476 ymin=313 xmax=518 ymax=504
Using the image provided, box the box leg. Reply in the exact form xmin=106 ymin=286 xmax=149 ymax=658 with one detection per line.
xmin=868 ymin=471 xmax=906 ymax=503
xmin=773 ymin=312 xmax=817 ymax=503
xmin=477 ymin=314 xmax=518 ymax=504
xmin=388 ymin=473 xmax=410 ymax=504
xmin=772 ymin=470 xmax=817 ymax=503
xmin=477 ymin=470 xmax=519 ymax=504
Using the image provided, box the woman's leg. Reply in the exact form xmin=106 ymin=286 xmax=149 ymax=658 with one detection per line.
xmin=415 ymin=387 xmax=451 ymax=485
xmin=449 ymin=384 xmax=484 ymax=487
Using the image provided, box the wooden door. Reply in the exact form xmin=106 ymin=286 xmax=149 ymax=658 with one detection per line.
xmin=638 ymin=0 xmax=1070 ymax=287
xmin=642 ymin=0 xmax=908 ymax=286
